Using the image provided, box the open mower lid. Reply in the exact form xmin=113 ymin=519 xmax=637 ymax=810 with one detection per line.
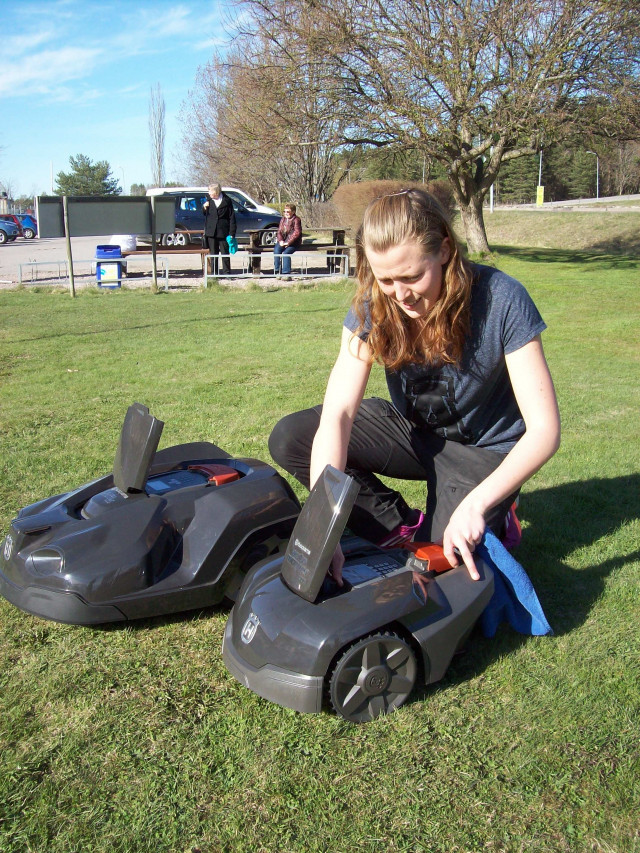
xmin=113 ymin=403 xmax=164 ymax=494
xmin=280 ymin=465 xmax=360 ymax=602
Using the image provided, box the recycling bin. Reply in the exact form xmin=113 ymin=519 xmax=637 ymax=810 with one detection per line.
xmin=96 ymin=244 xmax=123 ymax=288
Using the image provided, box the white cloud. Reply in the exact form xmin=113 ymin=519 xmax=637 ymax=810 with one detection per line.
xmin=0 ymin=28 xmax=60 ymax=61
xmin=102 ymin=5 xmax=226 ymax=58
xmin=0 ymin=47 xmax=104 ymax=97
xmin=1 ymin=2 xmax=223 ymax=99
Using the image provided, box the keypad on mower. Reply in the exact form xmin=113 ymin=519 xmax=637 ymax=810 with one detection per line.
xmin=341 ymin=554 xmax=405 ymax=586
xmin=145 ymin=469 xmax=209 ymax=496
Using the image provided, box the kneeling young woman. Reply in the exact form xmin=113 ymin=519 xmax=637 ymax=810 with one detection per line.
xmin=269 ymin=189 xmax=560 ymax=581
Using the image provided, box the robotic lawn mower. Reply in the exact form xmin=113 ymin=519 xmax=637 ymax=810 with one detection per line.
xmin=0 ymin=403 xmax=300 ymax=625
xmin=223 ymin=465 xmax=494 ymax=723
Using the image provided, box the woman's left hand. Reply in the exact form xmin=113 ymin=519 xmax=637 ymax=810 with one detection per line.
xmin=442 ymin=500 xmax=485 ymax=580
xmin=442 ymin=337 xmax=560 ymax=581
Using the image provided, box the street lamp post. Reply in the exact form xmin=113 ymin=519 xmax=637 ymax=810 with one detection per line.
xmin=586 ymin=151 xmax=599 ymax=199
xmin=538 ymin=149 xmax=543 ymax=186
xmin=117 ymin=165 xmax=126 ymax=195
xmin=535 ymin=149 xmax=545 ymax=206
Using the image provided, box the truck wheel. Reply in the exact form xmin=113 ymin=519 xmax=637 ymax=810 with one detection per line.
xmin=162 ymin=231 xmax=188 ymax=247
xmin=261 ymin=228 xmax=278 ymax=247
xmin=328 ymin=631 xmax=417 ymax=723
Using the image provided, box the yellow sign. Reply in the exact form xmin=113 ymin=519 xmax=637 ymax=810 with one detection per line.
xmin=536 ymin=185 xmax=545 ymax=206
xmin=100 ymin=263 xmax=120 ymax=281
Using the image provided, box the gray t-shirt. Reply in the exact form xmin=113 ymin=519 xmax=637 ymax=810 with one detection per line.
xmin=344 ymin=264 xmax=546 ymax=453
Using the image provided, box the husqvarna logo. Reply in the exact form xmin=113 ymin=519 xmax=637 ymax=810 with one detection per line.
xmin=3 ymin=534 xmax=13 ymax=561
xmin=294 ymin=538 xmax=311 ymax=555
xmin=241 ymin=612 xmax=260 ymax=644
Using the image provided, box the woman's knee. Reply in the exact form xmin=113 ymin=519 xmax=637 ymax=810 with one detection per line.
xmin=268 ymin=407 xmax=320 ymax=468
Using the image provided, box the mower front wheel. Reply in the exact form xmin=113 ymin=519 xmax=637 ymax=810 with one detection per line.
xmin=328 ymin=631 xmax=417 ymax=723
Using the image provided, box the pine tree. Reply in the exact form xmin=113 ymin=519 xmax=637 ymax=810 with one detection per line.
xmin=497 ymin=155 xmax=539 ymax=204
xmin=567 ymin=151 xmax=598 ymax=199
xmin=55 ymin=155 xmax=120 ymax=196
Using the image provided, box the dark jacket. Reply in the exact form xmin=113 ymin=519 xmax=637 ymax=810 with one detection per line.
xmin=202 ymin=193 xmax=236 ymax=238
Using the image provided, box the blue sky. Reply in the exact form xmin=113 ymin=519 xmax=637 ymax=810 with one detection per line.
xmin=0 ymin=0 xmax=234 ymax=199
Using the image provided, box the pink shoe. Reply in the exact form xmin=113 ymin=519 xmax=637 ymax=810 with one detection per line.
xmin=377 ymin=509 xmax=425 ymax=549
xmin=501 ymin=501 xmax=522 ymax=550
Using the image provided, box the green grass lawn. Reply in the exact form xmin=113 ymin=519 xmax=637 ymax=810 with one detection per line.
xmin=0 ymin=249 xmax=638 ymax=853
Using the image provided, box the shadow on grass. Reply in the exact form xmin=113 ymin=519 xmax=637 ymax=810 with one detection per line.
xmin=430 ymin=472 xmax=640 ymax=699
xmin=491 ymin=244 xmax=639 ymax=269
xmin=518 ymin=473 xmax=640 ymax=629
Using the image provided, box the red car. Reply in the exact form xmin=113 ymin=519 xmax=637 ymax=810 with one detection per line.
xmin=16 ymin=214 xmax=38 ymax=239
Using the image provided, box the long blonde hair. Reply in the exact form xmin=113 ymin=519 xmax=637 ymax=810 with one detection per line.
xmin=354 ymin=189 xmax=473 ymax=369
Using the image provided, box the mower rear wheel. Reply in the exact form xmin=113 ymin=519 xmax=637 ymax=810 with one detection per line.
xmin=328 ymin=631 xmax=417 ymax=723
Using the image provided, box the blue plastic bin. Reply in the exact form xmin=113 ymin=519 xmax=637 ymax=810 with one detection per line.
xmin=96 ymin=244 xmax=123 ymax=288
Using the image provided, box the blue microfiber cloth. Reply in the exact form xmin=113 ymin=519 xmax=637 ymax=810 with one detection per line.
xmin=226 ymin=235 xmax=238 ymax=254
xmin=476 ymin=529 xmax=553 ymax=638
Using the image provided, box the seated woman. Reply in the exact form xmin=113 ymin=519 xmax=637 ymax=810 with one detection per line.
xmin=273 ymin=204 xmax=302 ymax=278
xmin=269 ymin=189 xmax=560 ymax=582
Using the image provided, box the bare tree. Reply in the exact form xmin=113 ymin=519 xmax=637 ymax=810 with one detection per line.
xmin=238 ymin=0 xmax=640 ymax=253
xmin=181 ymin=36 xmax=355 ymax=205
xmin=149 ymin=83 xmax=166 ymax=188
xmin=0 ymin=178 xmax=15 ymax=201
xmin=608 ymin=142 xmax=640 ymax=196
xmin=182 ymin=45 xmax=278 ymax=196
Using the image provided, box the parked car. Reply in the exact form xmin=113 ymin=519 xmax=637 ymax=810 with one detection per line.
xmin=15 ymin=214 xmax=37 ymax=239
xmin=0 ymin=219 xmax=20 ymax=244
xmin=0 ymin=214 xmax=24 ymax=238
xmin=144 ymin=187 xmax=281 ymax=248
xmin=146 ymin=186 xmax=278 ymax=215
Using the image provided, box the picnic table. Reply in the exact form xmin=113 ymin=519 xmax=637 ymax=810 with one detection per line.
xmin=246 ymin=228 xmax=350 ymax=275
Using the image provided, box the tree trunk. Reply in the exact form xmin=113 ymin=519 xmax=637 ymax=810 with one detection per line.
xmin=458 ymin=194 xmax=491 ymax=256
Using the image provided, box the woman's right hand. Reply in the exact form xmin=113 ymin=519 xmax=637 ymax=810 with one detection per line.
xmin=328 ymin=544 xmax=346 ymax=586
xmin=310 ymin=326 xmax=373 ymax=589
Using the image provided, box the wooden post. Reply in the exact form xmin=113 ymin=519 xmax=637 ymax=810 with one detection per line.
xmin=62 ymin=196 xmax=75 ymax=298
xmin=327 ymin=229 xmax=347 ymax=275
xmin=150 ymin=196 xmax=158 ymax=293
xmin=249 ymin=231 xmax=262 ymax=275
xmin=203 ymin=249 xmax=210 ymax=287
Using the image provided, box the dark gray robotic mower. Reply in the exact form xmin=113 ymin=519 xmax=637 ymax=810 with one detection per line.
xmin=0 ymin=403 xmax=301 ymax=625
xmin=223 ymin=465 xmax=494 ymax=722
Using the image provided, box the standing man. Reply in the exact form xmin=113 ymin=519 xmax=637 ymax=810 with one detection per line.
xmin=202 ymin=184 xmax=236 ymax=275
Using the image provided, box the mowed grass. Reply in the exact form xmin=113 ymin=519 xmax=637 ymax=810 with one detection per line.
xmin=0 ymin=244 xmax=639 ymax=853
